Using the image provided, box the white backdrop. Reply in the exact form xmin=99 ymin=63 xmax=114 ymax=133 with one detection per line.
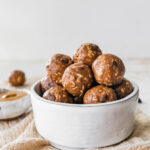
xmin=0 ymin=0 xmax=150 ymax=60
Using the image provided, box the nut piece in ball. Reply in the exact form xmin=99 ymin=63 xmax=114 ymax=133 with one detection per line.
xmin=46 ymin=54 xmax=73 ymax=84
xmin=43 ymin=86 xmax=73 ymax=103
xmin=9 ymin=70 xmax=25 ymax=86
xmin=73 ymin=43 xmax=102 ymax=66
xmin=83 ymin=85 xmax=116 ymax=104
xmin=113 ymin=79 xmax=133 ymax=99
xmin=62 ymin=63 xmax=93 ymax=96
xmin=92 ymin=54 xmax=125 ymax=86
xmin=41 ymin=76 xmax=57 ymax=93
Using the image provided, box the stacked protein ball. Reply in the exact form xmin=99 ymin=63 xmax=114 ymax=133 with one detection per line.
xmin=41 ymin=43 xmax=133 ymax=104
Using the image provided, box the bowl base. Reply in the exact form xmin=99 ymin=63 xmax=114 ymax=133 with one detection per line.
xmin=45 ymin=128 xmax=134 ymax=150
xmin=50 ymin=142 xmax=85 ymax=150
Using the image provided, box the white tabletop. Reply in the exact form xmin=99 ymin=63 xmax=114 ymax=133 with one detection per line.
xmin=0 ymin=58 xmax=149 ymax=115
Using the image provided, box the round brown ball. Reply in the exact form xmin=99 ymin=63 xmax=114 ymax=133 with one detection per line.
xmin=43 ymin=86 xmax=73 ymax=103
xmin=41 ymin=76 xmax=57 ymax=93
xmin=9 ymin=70 xmax=25 ymax=86
xmin=73 ymin=43 xmax=102 ymax=66
xmin=83 ymin=85 xmax=116 ymax=104
xmin=46 ymin=54 xmax=73 ymax=84
xmin=113 ymin=79 xmax=133 ymax=99
xmin=62 ymin=63 xmax=93 ymax=96
xmin=92 ymin=54 xmax=125 ymax=86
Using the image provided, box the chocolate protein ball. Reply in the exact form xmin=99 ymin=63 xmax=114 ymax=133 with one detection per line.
xmin=9 ymin=70 xmax=25 ymax=86
xmin=43 ymin=85 xmax=73 ymax=103
xmin=113 ymin=79 xmax=133 ymax=99
xmin=83 ymin=85 xmax=116 ymax=104
xmin=62 ymin=63 xmax=93 ymax=96
xmin=92 ymin=54 xmax=125 ymax=86
xmin=73 ymin=43 xmax=102 ymax=66
xmin=46 ymin=54 xmax=73 ymax=84
xmin=41 ymin=76 xmax=57 ymax=93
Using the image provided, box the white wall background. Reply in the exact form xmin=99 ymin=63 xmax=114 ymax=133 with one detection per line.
xmin=0 ymin=0 xmax=150 ymax=60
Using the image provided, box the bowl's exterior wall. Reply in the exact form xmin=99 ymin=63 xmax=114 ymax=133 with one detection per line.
xmin=31 ymin=83 xmax=139 ymax=149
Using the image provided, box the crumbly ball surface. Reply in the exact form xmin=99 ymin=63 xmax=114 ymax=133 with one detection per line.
xmin=73 ymin=43 xmax=102 ymax=66
xmin=62 ymin=63 xmax=93 ymax=96
xmin=9 ymin=70 xmax=25 ymax=86
xmin=43 ymin=85 xmax=73 ymax=103
xmin=113 ymin=79 xmax=133 ymax=99
xmin=46 ymin=54 xmax=73 ymax=84
xmin=92 ymin=54 xmax=125 ymax=86
xmin=41 ymin=76 xmax=57 ymax=93
xmin=83 ymin=85 xmax=116 ymax=104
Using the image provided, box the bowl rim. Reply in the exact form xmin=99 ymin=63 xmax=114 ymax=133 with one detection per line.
xmin=31 ymin=80 xmax=139 ymax=107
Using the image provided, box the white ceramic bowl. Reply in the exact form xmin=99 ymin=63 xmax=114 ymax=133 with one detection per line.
xmin=0 ymin=89 xmax=31 ymax=120
xmin=31 ymin=81 xmax=139 ymax=150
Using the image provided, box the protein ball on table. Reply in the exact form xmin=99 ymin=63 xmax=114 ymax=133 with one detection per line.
xmin=43 ymin=85 xmax=73 ymax=103
xmin=92 ymin=54 xmax=125 ymax=86
xmin=46 ymin=54 xmax=73 ymax=84
xmin=73 ymin=43 xmax=102 ymax=66
xmin=9 ymin=70 xmax=25 ymax=86
xmin=62 ymin=63 xmax=93 ymax=96
xmin=83 ymin=85 xmax=116 ymax=104
xmin=113 ymin=78 xmax=133 ymax=99
xmin=40 ymin=76 xmax=57 ymax=93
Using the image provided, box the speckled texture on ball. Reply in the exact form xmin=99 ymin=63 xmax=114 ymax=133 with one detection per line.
xmin=9 ymin=70 xmax=25 ymax=86
xmin=83 ymin=85 xmax=116 ymax=104
xmin=113 ymin=78 xmax=133 ymax=99
xmin=41 ymin=76 xmax=57 ymax=93
xmin=92 ymin=54 xmax=125 ymax=86
xmin=73 ymin=43 xmax=102 ymax=66
xmin=46 ymin=54 xmax=73 ymax=84
xmin=62 ymin=63 xmax=93 ymax=96
xmin=43 ymin=85 xmax=73 ymax=103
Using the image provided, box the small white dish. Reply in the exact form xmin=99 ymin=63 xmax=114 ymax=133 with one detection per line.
xmin=0 ymin=89 xmax=31 ymax=120
xmin=31 ymin=81 xmax=139 ymax=150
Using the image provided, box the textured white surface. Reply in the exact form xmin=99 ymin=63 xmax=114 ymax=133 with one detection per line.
xmin=0 ymin=58 xmax=149 ymax=116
